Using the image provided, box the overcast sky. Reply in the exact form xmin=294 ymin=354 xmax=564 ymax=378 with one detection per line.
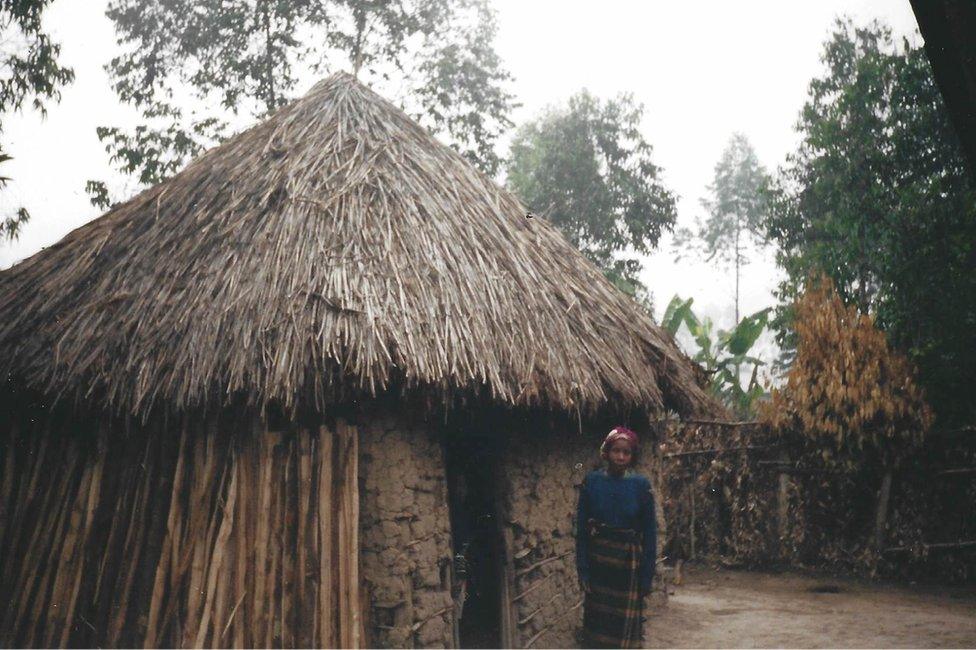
xmin=0 ymin=0 xmax=921 ymax=371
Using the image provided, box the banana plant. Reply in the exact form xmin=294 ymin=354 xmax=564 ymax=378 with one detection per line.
xmin=662 ymin=295 xmax=770 ymax=417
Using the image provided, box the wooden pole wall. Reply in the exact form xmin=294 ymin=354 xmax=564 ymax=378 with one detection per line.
xmin=0 ymin=414 xmax=363 ymax=648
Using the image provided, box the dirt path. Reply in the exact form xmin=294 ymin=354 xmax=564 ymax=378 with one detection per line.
xmin=645 ymin=565 xmax=976 ymax=648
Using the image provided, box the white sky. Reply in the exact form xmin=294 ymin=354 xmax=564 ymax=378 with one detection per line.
xmin=0 ymin=0 xmax=921 ymax=373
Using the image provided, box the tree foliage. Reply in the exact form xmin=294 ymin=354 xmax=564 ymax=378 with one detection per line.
xmin=661 ymin=295 xmax=769 ymax=417
xmin=90 ymin=0 xmax=516 ymax=206
xmin=505 ymin=90 xmax=676 ymax=300
xmin=0 ymin=0 xmax=74 ymax=117
xmin=0 ymin=0 xmax=74 ymax=240
xmin=673 ymin=133 xmax=769 ymax=323
xmin=762 ymin=275 xmax=932 ymax=469
xmin=657 ymin=275 xmax=932 ymax=572
xmin=763 ymin=18 xmax=976 ymax=425
xmin=0 ymin=149 xmax=27 ymax=239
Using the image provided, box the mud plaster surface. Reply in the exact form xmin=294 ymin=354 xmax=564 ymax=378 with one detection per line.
xmin=359 ymin=413 xmax=455 ymax=648
xmin=647 ymin=564 xmax=976 ymax=648
xmin=500 ymin=429 xmax=668 ymax=648
xmin=357 ymin=414 xmax=671 ymax=649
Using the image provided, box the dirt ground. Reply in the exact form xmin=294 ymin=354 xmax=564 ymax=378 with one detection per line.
xmin=645 ymin=564 xmax=976 ymax=648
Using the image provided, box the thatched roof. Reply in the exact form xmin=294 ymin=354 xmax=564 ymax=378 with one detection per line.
xmin=0 ymin=72 xmax=717 ymax=419
xmin=910 ymin=0 xmax=976 ymax=179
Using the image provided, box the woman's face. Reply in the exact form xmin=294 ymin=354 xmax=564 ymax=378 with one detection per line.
xmin=608 ymin=439 xmax=634 ymax=470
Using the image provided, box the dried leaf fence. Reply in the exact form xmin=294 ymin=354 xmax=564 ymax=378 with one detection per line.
xmin=0 ymin=412 xmax=365 ymax=647
xmin=660 ymin=422 xmax=785 ymax=566
xmin=660 ymin=422 xmax=976 ymax=581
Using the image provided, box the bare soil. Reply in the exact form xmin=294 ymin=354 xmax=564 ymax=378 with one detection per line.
xmin=646 ymin=564 xmax=976 ymax=648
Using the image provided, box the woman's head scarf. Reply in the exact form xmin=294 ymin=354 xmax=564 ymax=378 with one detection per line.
xmin=600 ymin=426 xmax=640 ymax=465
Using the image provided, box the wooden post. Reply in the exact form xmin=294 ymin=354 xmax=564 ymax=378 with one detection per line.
xmin=498 ymin=525 xmax=518 ymax=649
xmin=491 ymin=446 xmax=518 ymax=650
xmin=317 ymin=425 xmax=335 ymax=649
xmin=688 ymin=471 xmax=696 ymax=561
xmin=873 ymin=469 xmax=894 ymax=564
xmin=776 ymin=451 xmax=790 ymax=558
xmin=336 ymin=420 xmax=362 ymax=649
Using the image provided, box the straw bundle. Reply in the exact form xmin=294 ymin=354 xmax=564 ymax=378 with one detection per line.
xmin=0 ymin=72 xmax=714 ymax=419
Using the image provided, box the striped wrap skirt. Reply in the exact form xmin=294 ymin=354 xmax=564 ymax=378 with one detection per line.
xmin=582 ymin=520 xmax=644 ymax=648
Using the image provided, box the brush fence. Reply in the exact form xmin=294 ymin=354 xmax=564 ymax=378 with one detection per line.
xmin=0 ymin=415 xmax=363 ymax=648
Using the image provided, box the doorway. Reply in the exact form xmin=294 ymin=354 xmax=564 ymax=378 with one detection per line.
xmin=445 ymin=430 xmax=505 ymax=649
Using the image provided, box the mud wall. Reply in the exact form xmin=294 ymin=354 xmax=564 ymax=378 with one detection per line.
xmin=498 ymin=427 xmax=668 ymax=649
xmin=358 ymin=411 xmax=456 ymax=648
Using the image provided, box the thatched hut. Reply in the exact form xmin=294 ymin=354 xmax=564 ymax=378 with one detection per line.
xmin=0 ymin=72 xmax=717 ymax=648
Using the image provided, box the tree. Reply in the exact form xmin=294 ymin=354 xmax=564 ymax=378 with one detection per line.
xmin=505 ymin=90 xmax=677 ymax=303
xmin=661 ymin=295 xmax=769 ymax=418
xmin=763 ymin=275 xmax=931 ymax=464
xmin=764 ymin=18 xmax=976 ymax=425
xmin=673 ymin=133 xmax=769 ymax=324
xmin=761 ymin=275 xmax=932 ymax=565
xmin=0 ymin=149 xmax=26 ymax=240
xmin=89 ymin=0 xmax=516 ymax=206
xmin=0 ymin=0 xmax=75 ymax=240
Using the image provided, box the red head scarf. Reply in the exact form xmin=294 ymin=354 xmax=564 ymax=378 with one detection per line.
xmin=600 ymin=426 xmax=640 ymax=464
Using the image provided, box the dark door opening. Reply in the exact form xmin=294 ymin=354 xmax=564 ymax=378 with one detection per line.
xmin=445 ymin=431 xmax=504 ymax=649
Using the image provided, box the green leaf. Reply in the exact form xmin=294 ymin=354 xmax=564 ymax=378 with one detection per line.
xmin=726 ymin=308 xmax=770 ymax=355
xmin=690 ymin=316 xmax=713 ymax=358
xmin=662 ymin=295 xmax=695 ymax=336
xmin=661 ymin=295 xmax=684 ymax=334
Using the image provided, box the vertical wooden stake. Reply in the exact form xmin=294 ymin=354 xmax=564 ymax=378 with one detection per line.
xmin=337 ymin=420 xmax=361 ymax=649
xmin=318 ymin=425 xmax=335 ymax=649
xmin=193 ymin=451 xmax=238 ymax=649
xmin=688 ymin=472 xmax=696 ymax=561
xmin=254 ymin=430 xmax=274 ymax=647
xmin=873 ymin=468 xmax=894 ymax=568
xmin=297 ymin=429 xmax=313 ymax=649
xmin=776 ymin=451 xmax=791 ymax=558
xmin=499 ymin=525 xmax=518 ymax=648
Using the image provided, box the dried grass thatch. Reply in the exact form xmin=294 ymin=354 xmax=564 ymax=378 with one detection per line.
xmin=0 ymin=72 xmax=715 ymax=419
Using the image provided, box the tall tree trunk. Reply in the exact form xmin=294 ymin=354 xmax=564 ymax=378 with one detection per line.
xmin=871 ymin=468 xmax=894 ymax=576
xmin=734 ymin=220 xmax=741 ymax=397
xmin=352 ymin=9 xmax=367 ymax=76
xmin=734 ymin=225 xmax=741 ymax=326
xmin=260 ymin=2 xmax=277 ymax=111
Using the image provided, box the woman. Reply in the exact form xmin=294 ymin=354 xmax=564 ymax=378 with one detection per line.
xmin=576 ymin=426 xmax=657 ymax=649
